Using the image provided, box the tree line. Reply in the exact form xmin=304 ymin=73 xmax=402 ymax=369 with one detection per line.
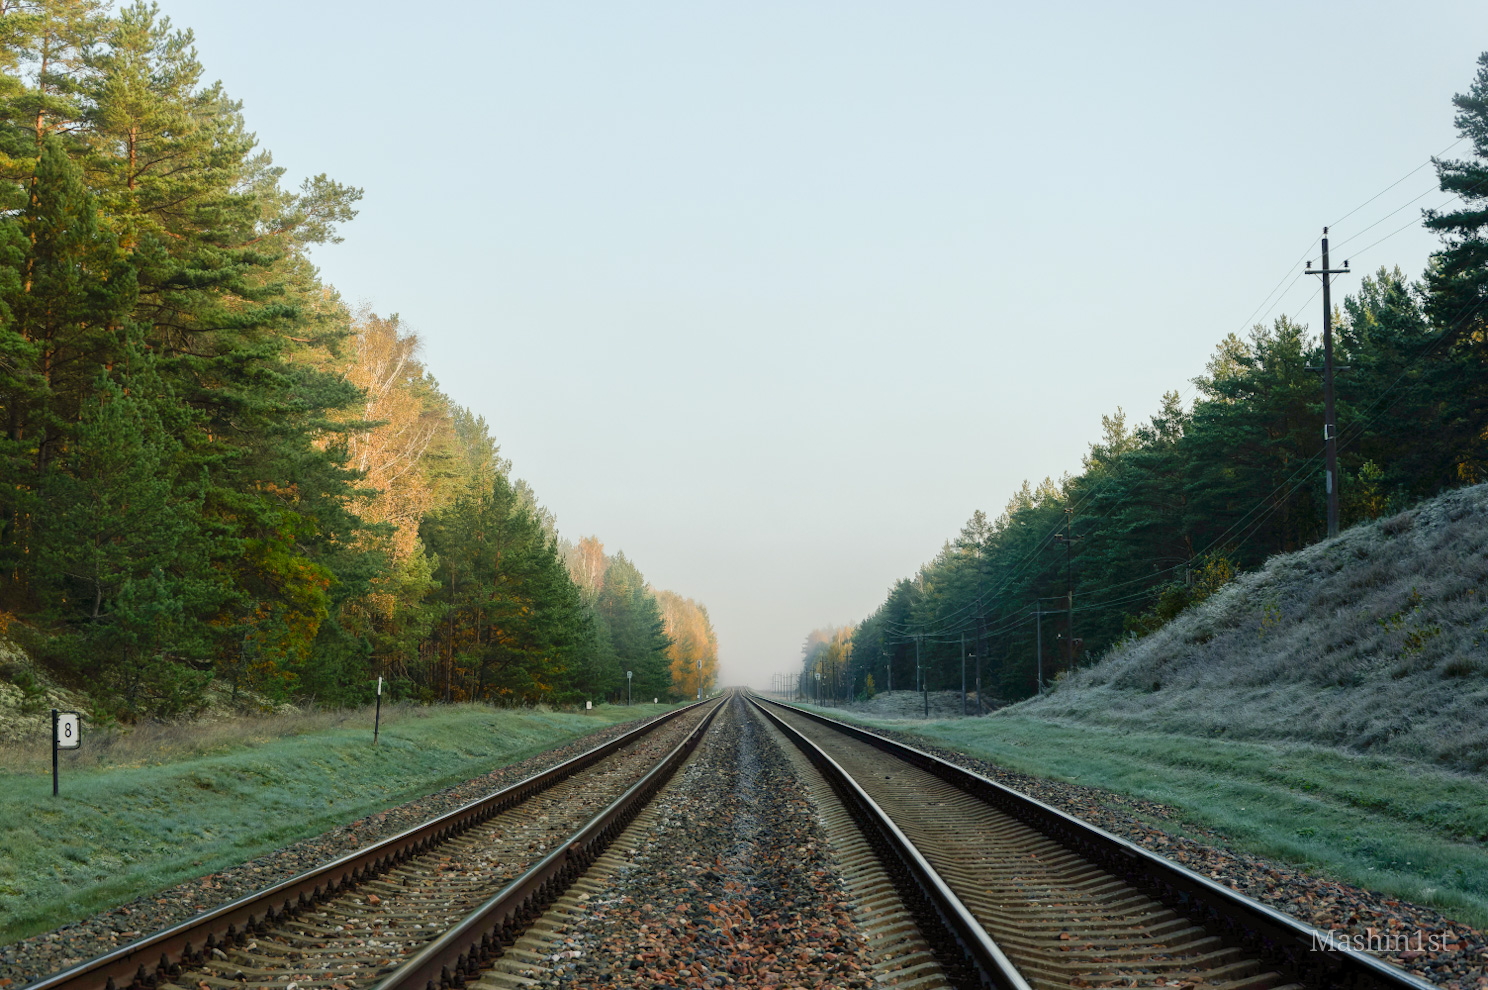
xmin=0 ymin=1 xmax=718 ymax=717
xmin=799 ymin=52 xmax=1488 ymax=706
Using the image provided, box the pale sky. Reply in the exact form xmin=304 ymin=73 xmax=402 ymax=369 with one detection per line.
xmin=160 ymin=0 xmax=1488 ymax=686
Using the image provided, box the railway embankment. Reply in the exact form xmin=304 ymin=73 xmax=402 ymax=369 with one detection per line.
xmin=0 ymin=700 xmax=684 ymax=959
xmin=1030 ymin=481 xmax=1488 ymax=770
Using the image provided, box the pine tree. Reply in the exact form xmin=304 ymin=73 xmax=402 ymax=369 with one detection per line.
xmin=595 ymin=554 xmax=672 ymax=701
xmin=1424 ymin=52 xmax=1488 ymax=483
xmin=421 ymin=472 xmax=592 ymax=703
xmin=0 ymin=136 xmax=134 ymax=615
xmin=42 ymin=343 xmax=214 ymax=715
xmin=1339 ymin=267 xmax=1442 ymax=501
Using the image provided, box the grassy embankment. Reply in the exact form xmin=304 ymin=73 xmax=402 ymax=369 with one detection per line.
xmin=0 ymin=701 xmax=681 ymax=944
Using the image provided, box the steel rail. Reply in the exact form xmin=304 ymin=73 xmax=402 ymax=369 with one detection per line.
xmin=754 ymin=695 xmax=1438 ymax=990
xmin=749 ymin=696 xmax=1030 ymax=990
xmin=373 ymin=696 xmax=726 ymax=990
xmin=21 ymin=700 xmax=711 ymax=990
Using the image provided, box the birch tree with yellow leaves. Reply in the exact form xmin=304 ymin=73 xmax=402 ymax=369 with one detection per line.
xmin=341 ymin=311 xmax=447 ymax=562
xmin=657 ymin=589 xmax=718 ymax=698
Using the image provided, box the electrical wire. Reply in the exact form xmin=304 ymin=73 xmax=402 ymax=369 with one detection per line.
xmin=838 ymin=142 xmax=1487 ymax=661
xmin=1330 ymin=138 xmax=1463 ymax=229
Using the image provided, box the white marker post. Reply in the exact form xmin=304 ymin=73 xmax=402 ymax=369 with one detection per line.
xmin=52 ymin=709 xmax=80 ymax=796
xmin=374 ymin=676 xmax=383 ymax=745
xmin=627 ymin=670 xmax=632 ymax=706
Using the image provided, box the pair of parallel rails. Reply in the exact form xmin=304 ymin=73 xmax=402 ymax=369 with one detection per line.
xmin=750 ymin=695 xmax=1437 ymax=990
xmin=21 ymin=699 xmax=721 ymax=990
xmin=21 ymin=694 xmax=1435 ymax=990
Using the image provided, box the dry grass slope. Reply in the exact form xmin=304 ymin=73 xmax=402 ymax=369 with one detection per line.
xmin=1026 ymin=483 xmax=1488 ymax=770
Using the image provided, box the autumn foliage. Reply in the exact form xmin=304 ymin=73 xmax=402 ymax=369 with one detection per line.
xmin=657 ymin=590 xmax=719 ymax=699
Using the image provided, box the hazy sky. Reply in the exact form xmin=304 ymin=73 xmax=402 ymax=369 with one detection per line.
xmin=160 ymin=1 xmax=1487 ymax=686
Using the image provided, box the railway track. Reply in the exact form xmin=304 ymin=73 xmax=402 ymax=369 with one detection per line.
xmin=466 ymin=700 xmax=740 ymax=989
xmin=752 ymin=700 xmax=953 ymax=989
xmin=20 ymin=693 xmax=1447 ymax=990
xmin=752 ymin=695 xmax=1438 ymax=990
xmin=21 ymin=699 xmax=722 ymax=990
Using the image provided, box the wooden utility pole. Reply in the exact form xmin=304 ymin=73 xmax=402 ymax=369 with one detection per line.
xmin=1306 ymin=229 xmax=1350 ymax=538
xmin=843 ymin=639 xmax=853 ymax=706
xmin=916 ymin=634 xmax=927 ymax=718
xmin=960 ymin=633 xmax=967 ymax=716
xmin=1052 ymin=508 xmax=1082 ymax=668
xmin=973 ymin=647 xmax=982 ymax=715
xmin=1035 ymin=605 xmax=1044 ymax=695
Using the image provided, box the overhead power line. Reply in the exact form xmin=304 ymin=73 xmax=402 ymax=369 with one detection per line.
xmin=855 ymin=142 xmax=1483 ymax=653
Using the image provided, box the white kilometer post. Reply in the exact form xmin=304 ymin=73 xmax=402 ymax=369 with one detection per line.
xmin=56 ymin=712 xmax=79 ymax=748
xmin=52 ymin=709 xmax=80 ymax=796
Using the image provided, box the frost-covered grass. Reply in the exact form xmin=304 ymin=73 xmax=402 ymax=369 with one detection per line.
xmin=1031 ymin=483 xmax=1488 ymax=770
xmin=0 ymin=702 xmax=409 ymax=774
xmin=794 ymin=702 xmax=1488 ymax=930
xmin=0 ymin=701 xmax=680 ymax=943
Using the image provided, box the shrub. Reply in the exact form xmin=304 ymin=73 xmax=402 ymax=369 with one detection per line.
xmin=1124 ymin=551 xmax=1237 ymax=640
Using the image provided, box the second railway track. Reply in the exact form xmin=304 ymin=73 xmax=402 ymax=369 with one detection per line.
xmin=753 ymin=695 xmax=1438 ymax=990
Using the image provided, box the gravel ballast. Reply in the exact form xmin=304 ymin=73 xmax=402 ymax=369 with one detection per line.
xmin=524 ymin=695 xmax=882 ymax=989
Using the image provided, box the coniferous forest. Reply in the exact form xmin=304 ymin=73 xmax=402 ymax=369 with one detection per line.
xmin=0 ymin=2 xmax=718 ymax=717
xmin=800 ymin=53 xmax=1488 ymax=706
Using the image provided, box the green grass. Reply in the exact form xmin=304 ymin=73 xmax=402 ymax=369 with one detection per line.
xmin=0 ymin=702 xmax=681 ymax=944
xmin=795 ymin=703 xmax=1488 ymax=930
